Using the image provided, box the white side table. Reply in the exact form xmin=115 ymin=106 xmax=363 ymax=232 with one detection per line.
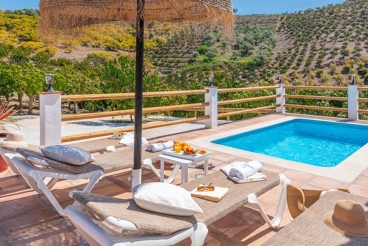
xmin=158 ymin=153 xmax=211 ymax=184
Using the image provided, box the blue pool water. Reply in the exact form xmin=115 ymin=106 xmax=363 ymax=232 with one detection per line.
xmin=212 ymin=119 xmax=368 ymax=167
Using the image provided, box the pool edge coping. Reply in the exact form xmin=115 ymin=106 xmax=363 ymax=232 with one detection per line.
xmin=188 ymin=116 xmax=366 ymax=183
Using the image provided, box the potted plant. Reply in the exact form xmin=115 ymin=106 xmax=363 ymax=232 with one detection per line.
xmin=0 ymin=104 xmax=18 ymax=137
xmin=0 ymin=104 xmax=19 ymax=172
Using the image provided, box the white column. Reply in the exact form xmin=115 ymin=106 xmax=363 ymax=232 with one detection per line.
xmin=348 ymin=85 xmax=358 ymax=121
xmin=205 ymin=86 xmax=218 ymax=129
xmin=132 ymin=169 xmax=142 ymax=189
xmin=276 ymin=83 xmax=285 ymax=113
xmin=39 ymin=92 xmax=62 ymax=145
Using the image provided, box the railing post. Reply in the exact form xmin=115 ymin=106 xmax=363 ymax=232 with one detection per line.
xmin=205 ymin=86 xmax=218 ymax=129
xmin=348 ymin=84 xmax=358 ymax=121
xmin=276 ymin=83 xmax=285 ymax=113
xmin=39 ymin=92 xmax=62 ymax=145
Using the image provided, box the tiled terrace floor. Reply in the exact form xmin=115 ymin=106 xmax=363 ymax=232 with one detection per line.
xmin=1 ymin=114 xmax=368 ymax=245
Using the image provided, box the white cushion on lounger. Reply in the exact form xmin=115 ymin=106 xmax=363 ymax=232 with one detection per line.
xmin=40 ymin=145 xmax=94 ymax=165
xmin=133 ymin=182 xmax=203 ymax=216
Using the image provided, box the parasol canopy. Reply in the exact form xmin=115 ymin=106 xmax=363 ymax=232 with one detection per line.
xmin=39 ymin=0 xmax=234 ymax=187
xmin=39 ymin=0 xmax=234 ymax=30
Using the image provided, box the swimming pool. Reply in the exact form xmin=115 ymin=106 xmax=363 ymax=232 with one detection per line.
xmin=211 ymin=119 xmax=368 ymax=167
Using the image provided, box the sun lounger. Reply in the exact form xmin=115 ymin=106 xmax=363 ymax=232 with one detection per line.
xmin=69 ymin=137 xmax=125 ymax=154
xmin=2 ymin=135 xmax=178 ymax=181
xmin=0 ymin=137 xmax=119 ymax=178
xmin=3 ymin=152 xmax=103 ymax=216
xmin=1 ymin=143 xmax=184 ymax=186
xmin=1 ymin=146 xmax=177 ymax=216
xmin=0 ymin=146 xmax=51 ymax=193
xmin=69 ymin=136 xmax=171 ymax=154
xmin=65 ymin=170 xmax=290 ymax=245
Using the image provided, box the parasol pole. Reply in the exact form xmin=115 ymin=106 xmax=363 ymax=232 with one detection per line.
xmin=132 ymin=0 xmax=145 ymax=188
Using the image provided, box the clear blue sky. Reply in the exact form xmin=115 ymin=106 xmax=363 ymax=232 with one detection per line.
xmin=1 ymin=0 xmax=345 ymax=14
xmin=233 ymin=0 xmax=344 ymax=14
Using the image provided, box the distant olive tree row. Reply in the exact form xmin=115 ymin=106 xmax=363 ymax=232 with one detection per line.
xmin=0 ymin=9 xmax=39 ymax=16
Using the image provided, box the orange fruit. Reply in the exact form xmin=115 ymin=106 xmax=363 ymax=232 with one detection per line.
xmin=181 ymin=142 xmax=189 ymax=150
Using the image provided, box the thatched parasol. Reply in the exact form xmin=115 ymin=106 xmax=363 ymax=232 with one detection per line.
xmin=39 ymin=0 xmax=234 ymax=187
xmin=39 ymin=0 xmax=234 ymax=29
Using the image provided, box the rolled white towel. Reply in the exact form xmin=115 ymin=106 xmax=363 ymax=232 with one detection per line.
xmin=245 ymin=160 xmax=263 ymax=171
xmin=120 ymin=133 xmax=148 ymax=148
xmin=228 ymin=161 xmax=263 ymax=180
xmin=146 ymin=141 xmax=174 ymax=152
xmin=221 ymin=161 xmax=262 ymax=175
xmin=220 ymin=161 xmax=265 ymax=183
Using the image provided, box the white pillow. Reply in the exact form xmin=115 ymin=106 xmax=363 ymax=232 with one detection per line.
xmin=133 ymin=182 xmax=203 ymax=216
xmin=40 ymin=145 xmax=94 ymax=165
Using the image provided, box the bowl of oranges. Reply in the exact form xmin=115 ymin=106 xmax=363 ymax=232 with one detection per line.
xmin=173 ymin=142 xmax=206 ymax=155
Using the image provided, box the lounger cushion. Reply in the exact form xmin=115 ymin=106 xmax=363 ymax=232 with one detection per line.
xmin=133 ymin=182 xmax=203 ymax=216
xmin=15 ymin=148 xmax=102 ymax=174
xmin=27 ymin=156 xmax=49 ymax=166
xmin=41 ymin=145 xmax=94 ymax=165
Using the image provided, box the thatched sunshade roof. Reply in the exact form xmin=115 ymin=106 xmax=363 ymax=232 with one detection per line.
xmin=39 ymin=0 xmax=234 ymax=188
xmin=40 ymin=0 xmax=234 ymax=31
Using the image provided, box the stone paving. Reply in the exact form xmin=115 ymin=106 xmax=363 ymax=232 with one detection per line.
xmin=0 ymin=113 xmax=368 ymax=245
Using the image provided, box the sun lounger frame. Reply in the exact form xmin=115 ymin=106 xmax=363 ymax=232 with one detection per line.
xmin=1 ymin=147 xmax=182 ymax=216
xmin=64 ymin=172 xmax=290 ymax=245
xmin=4 ymin=153 xmax=103 ymax=216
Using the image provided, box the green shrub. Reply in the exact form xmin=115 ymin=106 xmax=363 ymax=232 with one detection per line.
xmin=0 ymin=43 xmax=14 ymax=58
xmin=32 ymin=51 xmax=51 ymax=67
xmin=197 ymin=45 xmax=209 ymax=55
xmin=340 ymin=49 xmax=350 ymax=56
xmin=9 ymin=46 xmax=31 ymax=65
xmin=50 ymin=58 xmax=73 ymax=67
